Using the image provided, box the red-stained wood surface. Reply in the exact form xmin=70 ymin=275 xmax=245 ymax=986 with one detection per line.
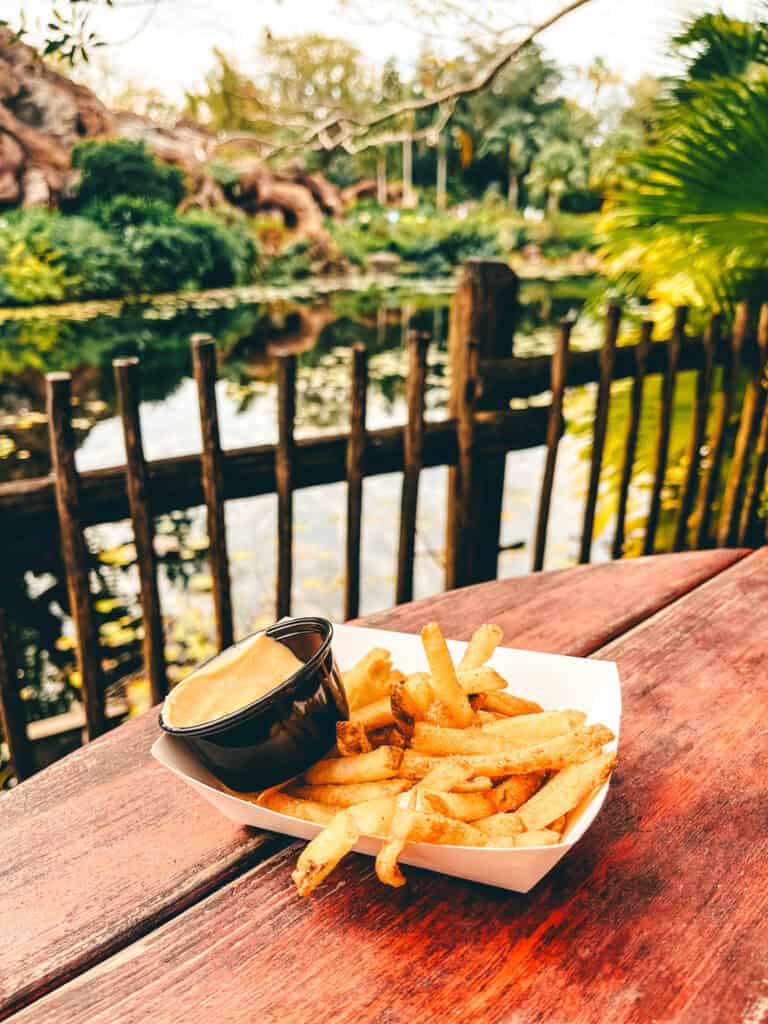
xmin=0 ymin=547 xmax=753 ymax=1023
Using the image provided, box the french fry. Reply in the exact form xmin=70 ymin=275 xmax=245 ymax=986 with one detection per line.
xmin=493 ymin=772 xmax=546 ymax=812
xmin=342 ymin=648 xmax=392 ymax=710
xmin=420 ymin=622 xmax=474 ymax=727
xmin=336 ymin=721 xmax=372 ymax=756
xmin=453 ymin=776 xmax=493 ymax=792
xmin=401 ymin=724 xmax=614 ymax=779
xmin=513 ymin=829 xmax=560 ymax=848
xmin=291 ymin=778 xmax=412 ymax=807
xmin=292 ymin=795 xmax=398 ymax=896
xmin=481 ymin=709 xmax=586 ymax=742
xmin=259 ymin=791 xmax=336 ymax=825
xmin=548 ymin=814 xmax=567 ymax=834
xmin=368 ymin=726 xmax=407 ymax=748
xmin=350 ymin=696 xmax=395 ymax=731
xmin=305 ymin=745 xmax=403 ymax=785
xmin=390 ymin=672 xmax=434 ymax=736
xmin=408 ymin=809 xmax=488 ymax=846
xmin=475 ymin=710 xmax=506 ymax=724
xmin=457 ymin=666 xmax=508 ymax=694
xmin=418 ymin=758 xmax=473 ymax=792
xmin=375 ymin=790 xmax=417 ymax=887
xmin=516 ymin=750 xmax=617 ymax=831
xmin=458 ymin=624 xmax=503 ymax=671
xmin=472 ymin=691 xmax=544 ymax=717
xmin=421 ymin=789 xmax=497 ymax=822
xmin=473 ymin=811 xmax=525 ymax=838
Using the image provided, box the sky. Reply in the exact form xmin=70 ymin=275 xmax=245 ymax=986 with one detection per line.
xmin=6 ymin=0 xmax=767 ymax=105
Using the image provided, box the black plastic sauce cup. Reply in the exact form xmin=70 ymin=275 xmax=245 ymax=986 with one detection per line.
xmin=159 ymin=616 xmax=348 ymax=791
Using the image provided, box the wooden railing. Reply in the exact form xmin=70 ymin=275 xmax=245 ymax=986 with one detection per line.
xmin=2 ymin=258 xmax=768 ymax=781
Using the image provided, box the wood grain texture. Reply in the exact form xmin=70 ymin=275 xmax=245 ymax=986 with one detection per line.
xmin=344 ymin=345 xmax=368 ymax=620
xmin=672 ymin=314 xmax=719 ymax=552
xmin=113 ymin=358 xmax=167 ymax=703
xmin=643 ymin=306 xmax=687 ymax=555
xmin=532 ymin=319 xmax=571 ymax=571
xmin=46 ymin=373 xmax=105 ymax=739
xmin=579 ymin=303 xmax=620 ymax=564
xmin=191 ymin=334 xmax=234 ymax=651
xmin=14 ymin=548 xmax=767 ymax=1024
xmin=612 ymin=321 xmax=651 ymax=559
xmin=0 ymin=548 xmax=744 ymax=1020
xmin=396 ymin=332 xmax=429 ymax=606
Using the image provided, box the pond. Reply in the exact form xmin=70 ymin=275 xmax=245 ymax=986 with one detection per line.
xmin=0 ymin=272 xmax=730 ymax=736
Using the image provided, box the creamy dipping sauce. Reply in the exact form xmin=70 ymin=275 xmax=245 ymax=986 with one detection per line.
xmin=162 ymin=632 xmax=304 ymax=729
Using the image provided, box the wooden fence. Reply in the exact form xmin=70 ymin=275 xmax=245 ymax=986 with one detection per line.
xmin=2 ymin=257 xmax=768 ymax=780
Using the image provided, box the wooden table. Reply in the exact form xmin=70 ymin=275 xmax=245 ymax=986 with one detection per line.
xmin=2 ymin=548 xmax=766 ymax=1024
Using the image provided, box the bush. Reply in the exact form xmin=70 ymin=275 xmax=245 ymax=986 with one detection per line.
xmin=124 ymin=222 xmax=208 ymax=293
xmin=0 ymin=213 xmax=74 ymax=305
xmin=181 ymin=211 xmax=255 ymax=287
xmin=70 ymin=140 xmax=186 ymax=208
xmin=46 ymin=215 xmax=142 ymax=298
xmin=83 ymin=195 xmax=177 ymax=231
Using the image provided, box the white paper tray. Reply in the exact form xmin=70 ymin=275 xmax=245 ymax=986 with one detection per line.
xmin=152 ymin=623 xmax=621 ymax=892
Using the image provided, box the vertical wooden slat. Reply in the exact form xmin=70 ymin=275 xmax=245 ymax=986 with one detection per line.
xmin=613 ymin=321 xmax=652 ymax=559
xmin=718 ymin=304 xmax=768 ymax=546
xmin=275 ymin=354 xmax=296 ymax=619
xmin=693 ymin=301 xmax=749 ymax=548
xmin=532 ymin=318 xmax=571 ymax=572
xmin=446 ymin=260 xmax=519 ymax=589
xmin=46 ymin=372 xmax=105 ymax=739
xmin=191 ymin=334 xmax=234 ymax=651
xmin=643 ymin=306 xmax=687 ymax=555
xmin=396 ymin=331 xmax=429 ymax=605
xmin=344 ymin=345 xmax=368 ymax=620
xmin=740 ymin=397 xmax=768 ymax=545
xmin=673 ymin=314 xmax=720 ymax=551
xmin=113 ymin=358 xmax=167 ymax=703
xmin=579 ymin=302 xmax=621 ymax=563
xmin=0 ymin=609 xmax=35 ymax=782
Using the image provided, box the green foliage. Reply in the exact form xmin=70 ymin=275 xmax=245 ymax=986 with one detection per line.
xmin=181 ymin=211 xmax=255 ymax=287
xmin=70 ymin=140 xmax=186 ymax=208
xmin=123 ymin=222 xmax=209 ymax=293
xmin=45 ymin=214 xmax=142 ymax=298
xmin=0 ymin=212 xmax=75 ymax=305
xmin=83 ymin=195 xmax=176 ymax=230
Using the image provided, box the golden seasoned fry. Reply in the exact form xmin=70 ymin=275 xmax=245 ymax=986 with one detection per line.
xmin=291 ymin=778 xmax=412 ymax=807
xmin=420 ymin=622 xmax=474 ymax=727
xmin=514 ymin=829 xmax=560 ymax=848
xmin=375 ymin=790 xmax=417 ymax=887
xmin=342 ymin=648 xmax=392 ymax=710
xmin=336 ymin=721 xmax=372 ymax=756
xmin=421 ymin=789 xmax=497 ymax=822
xmin=457 ymin=666 xmax=508 ymax=694
xmin=259 ymin=791 xmax=336 ymax=826
xmin=409 ymin=809 xmax=488 ymax=846
xmin=453 ymin=776 xmax=493 ymax=792
xmin=493 ymin=772 xmax=546 ymax=812
xmin=548 ymin=815 xmax=567 ymax=834
xmin=305 ymin=745 xmax=403 ymax=785
xmin=350 ymin=696 xmax=395 ymax=731
xmin=418 ymin=758 xmax=473 ymax=792
xmin=390 ymin=672 xmax=434 ymax=736
xmin=424 ymin=700 xmax=456 ymax=727
xmin=472 ymin=691 xmax=544 ymax=717
xmin=399 ymin=749 xmax=444 ymax=780
xmin=473 ymin=811 xmax=525 ymax=838
xmin=481 ymin=709 xmax=586 ymax=742
xmin=517 ymin=750 xmax=617 ymax=831
xmin=458 ymin=624 xmax=503 ymax=671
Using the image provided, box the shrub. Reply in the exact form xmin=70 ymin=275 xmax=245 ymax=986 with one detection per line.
xmin=46 ymin=215 xmax=142 ymax=298
xmin=180 ymin=211 xmax=255 ymax=287
xmin=70 ymin=140 xmax=186 ymax=208
xmin=124 ymin=222 xmax=208 ymax=293
xmin=83 ymin=195 xmax=177 ymax=231
xmin=0 ymin=214 xmax=74 ymax=305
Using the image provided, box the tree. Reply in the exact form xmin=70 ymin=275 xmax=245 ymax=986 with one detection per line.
xmin=526 ymin=138 xmax=588 ymax=216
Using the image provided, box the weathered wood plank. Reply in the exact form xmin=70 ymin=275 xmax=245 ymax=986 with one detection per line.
xmin=532 ymin=319 xmax=571 ymax=572
xmin=718 ymin=303 xmax=768 ymax=546
xmin=0 ymin=548 xmax=744 ymax=1020
xmin=113 ymin=359 xmax=167 ymax=703
xmin=46 ymin=373 xmax=105 ymax=739
xmin=612 ymin=321 xmax=651 ymax=559
xmin=0 ymin=411 xmax=550 ymax=554
xmin=344 ymin=345 xmax=368 ymax=620
xmin=396 ymin=332 xmax=428 ymax=606
xmin=0 ymin=609 xmax=34 ymax=781
xmin=579 ymin=302 xmax=620 ymax=563
xmin=672 ymin=314 xmax=719 ymax=552
xmin=643 ymin=306 xmax=687 ymax=555
xmin=275 ymin=355 xmax=296 ymax=618
xmin=14 ymin=548 xmax=764 ymax=1024
xmin=191 ymin=335 xmax=234 ymax=652
xmin=693 ymin=301 xmax=749 ymax=547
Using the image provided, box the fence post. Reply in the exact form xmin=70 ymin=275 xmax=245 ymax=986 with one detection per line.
xmin=445 ymin=259 xmax=519 ymax=590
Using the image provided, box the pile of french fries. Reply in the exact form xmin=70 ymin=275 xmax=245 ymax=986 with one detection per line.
xmin=258 ymin=622 xmax=616 ymax=895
